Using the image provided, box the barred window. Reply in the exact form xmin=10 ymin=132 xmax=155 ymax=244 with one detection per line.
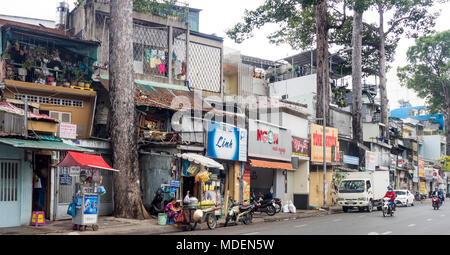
xmin=14 ymin=94 xmax=83 ymax=108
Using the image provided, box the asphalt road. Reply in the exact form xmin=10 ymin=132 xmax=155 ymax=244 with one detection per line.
xmin=167 ymin=199 xmax=450 ymax=235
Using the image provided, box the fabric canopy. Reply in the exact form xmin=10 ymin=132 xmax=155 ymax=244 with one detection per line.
xmin=176 ymin=153 xmax=224 ymax=170
xmin=55 ymin=151 xmax=118 ymax=172
xmin=250 ymin=159 xmax=293 ymax=170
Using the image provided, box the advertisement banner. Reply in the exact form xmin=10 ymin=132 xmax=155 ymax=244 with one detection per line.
xmin=419 ymin=159 xmax=425 ymax=177
xmin=413 ymin=166 xmax=419 ymax=182
xmin=84 ymin=195 xmax=98 ymax=215
xmin=310 ymin=124 xmax=339 ymax=163
xmin=243 ymin=163 xmax=251 ymax=205
xmin=292 ymin=136 xmax=310 ymax=158
xmin=59 ymin=123 xmax=77 ymax=139
xmin=420 ymin=181 xmax=426 ymax=194
xmin=206 ymin=121 xmax=247 ymax=162
xmin=248 ymin=119 xmax=292 ymax=162
xmin=365 ymin=151 xmax=378 ymax=171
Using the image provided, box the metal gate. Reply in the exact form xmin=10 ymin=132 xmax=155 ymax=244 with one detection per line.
xmin=0 ymin=160 xmax=21 ymax=227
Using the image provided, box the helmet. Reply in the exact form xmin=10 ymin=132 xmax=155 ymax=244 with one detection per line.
xmin=387 ymin=185 xmax=393 ymax=192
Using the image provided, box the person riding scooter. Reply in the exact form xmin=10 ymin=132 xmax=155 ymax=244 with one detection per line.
xmin=383 ymin=186 xmax=396 ymax=211
xmin=432 ymin=188 xmax=444 ymax=205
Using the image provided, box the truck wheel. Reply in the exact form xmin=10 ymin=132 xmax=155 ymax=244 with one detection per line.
xmin=366 ymin=202 xmax=373 ymax=213
xmin=342 ymin=206 xmax=348 ymax=212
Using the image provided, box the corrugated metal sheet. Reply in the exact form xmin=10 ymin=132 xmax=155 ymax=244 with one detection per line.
xmin=0 ymin=138 xmax=93 ymax=152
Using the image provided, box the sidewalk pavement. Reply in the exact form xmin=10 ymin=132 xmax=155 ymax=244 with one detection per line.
xmin=0 ymin=206 xmax=342 ymax=235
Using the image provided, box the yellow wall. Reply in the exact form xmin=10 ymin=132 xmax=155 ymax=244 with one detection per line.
xmin=28 ymin=120 xmax=58 ymax=133
xmin=309 ymin=166 xmax=333 ymax=207
xmin=224 ymin=73 xmax=238 ymax=96
xmin=3 ymin=80 xmax=96 ymax=138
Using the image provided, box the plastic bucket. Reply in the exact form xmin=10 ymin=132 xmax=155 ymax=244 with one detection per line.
xmin=158 ymin=213 xmax=167 ymax=225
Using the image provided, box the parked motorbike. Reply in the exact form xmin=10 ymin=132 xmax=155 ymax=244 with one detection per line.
xmin=251 ymin=193 xmax=276 ymax=216
xmin=382 ymin=197 xmax=394 ymax=217
xmin=273 ymin=198 xmax=282 ymax=213
xmin=432 ymin=195 xmax=441 ymax=210
xmin=148 ymin=188 xmax=170 ymax=216
xmin=224 ymin=198 xmax=255 ymax=227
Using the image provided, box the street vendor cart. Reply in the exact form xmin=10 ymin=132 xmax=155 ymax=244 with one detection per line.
xmin=55 ymin=151 xmax=118 ymax=231
xmin=176 ymin=153 xmax=224 ymax=231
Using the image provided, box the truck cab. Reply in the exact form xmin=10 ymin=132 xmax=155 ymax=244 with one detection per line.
xmin=336 ymin=171 xmax=389 ymax=213
xmin=337 ymin=178 xmax=374 ymax=212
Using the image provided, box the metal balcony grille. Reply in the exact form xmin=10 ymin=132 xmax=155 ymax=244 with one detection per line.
xmin=188 ymin=42 xmax=221 ymax=92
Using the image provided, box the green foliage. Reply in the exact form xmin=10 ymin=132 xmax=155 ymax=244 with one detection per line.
xmin=226 ymin=0 xmax=444 ymax=77
xmin=74 ymin=0 xmax=189 ymax=20
xmin=397 ymin=30 xmax=450 ymax=115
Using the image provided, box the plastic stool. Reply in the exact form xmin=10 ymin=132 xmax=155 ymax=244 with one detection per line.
xmin=30 ymin=211 xmax=46 ymax=227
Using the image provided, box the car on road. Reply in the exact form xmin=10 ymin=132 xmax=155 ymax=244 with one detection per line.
xmin=394 ymin=189 xmax=414 ymax=207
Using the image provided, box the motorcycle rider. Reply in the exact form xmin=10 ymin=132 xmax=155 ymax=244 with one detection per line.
xmin=383 ymin=185 xmax=396 ymax=211
xmin=432 ymin=188 xmax=444 ymax=204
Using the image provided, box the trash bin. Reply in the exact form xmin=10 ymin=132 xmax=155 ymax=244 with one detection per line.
xmin=158 ymin=213 xmax=167 ymax=225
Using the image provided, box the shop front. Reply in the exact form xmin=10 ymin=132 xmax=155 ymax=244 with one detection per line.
xmin=0 ymin=138 xmax=90 ymax=227
xmin=205 ymin=121 xmax=247 ymax=210
xmin=309 ymin=124 xmax=339 ymax=208
xmin=247 ymin=119 xmax=293 ymax=206
xmin=291 ymin=136 xmax=310 ymax=209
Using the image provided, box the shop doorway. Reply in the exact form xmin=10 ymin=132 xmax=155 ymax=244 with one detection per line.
xmin=32 ymin=153 xmax=51 ymax=219
xmin=182 ymin=176 xmax=196 ymax=198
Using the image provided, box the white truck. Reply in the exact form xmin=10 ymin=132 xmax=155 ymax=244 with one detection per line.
xmin=337 ymin=171 xmax=390 ymax=212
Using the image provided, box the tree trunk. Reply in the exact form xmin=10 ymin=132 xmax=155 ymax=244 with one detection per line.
xmin=352 ymin=6 xmax=364 ymax=169
xmin=352 ymin=10 xmax=363 ymax=144
xmin=378 ymin=3 xmax=389 ymax=140
xmin=315 ymin=0 xmax=330 ymax=125
xmin=447 ymin=101 xmax=450 ymax=157
xmin=109 ymin=0 xmax=145 ymax=219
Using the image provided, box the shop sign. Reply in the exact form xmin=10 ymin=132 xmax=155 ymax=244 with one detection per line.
xmin=343 ymin=155 xmax=359 ymax=166
xmin=170 ymin=180 xmax=180 ymax=188
xmin=243 ymin=163 xmax=251 ymax=205
xmin=292 ymin=136 xmax=310 ymax=158
xmin=59 ymin=174 xmax=72 ymax=185
xmin=206 ymin=121 xmax=247 ymax=162
xmin=418 ymin=159 xmax=425 ymax=177
xmin=424 ymin=168 xmax=434 ymax=180
xmin=69 ymin=166 xmax=81 ymax=176
xmin=420 ymin=181 xmax=426 ymax=194
xmin=248 ymin=119 xmax=292 ymax=162
xmin=390 ymin=154 xmax=397 ymax=170
xmin=365 ymin=151 xmax=378 ymax=171
xmin=182 ymin=160 xmax=199 ymax=177
xmin=59 ymin=123 xmax=77 ymax=139
xmin=397 ymin=158 xmax=405 ymax=168
xmin=310 ymin=123 xmax=339 ymax=163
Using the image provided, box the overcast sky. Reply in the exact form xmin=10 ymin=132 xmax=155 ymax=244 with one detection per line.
xmin=2 ymin=0 xmax=449 ymax=109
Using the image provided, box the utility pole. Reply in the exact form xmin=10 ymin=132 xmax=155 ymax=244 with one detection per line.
xmin=24 ymin=96 xmax=28 ymax=139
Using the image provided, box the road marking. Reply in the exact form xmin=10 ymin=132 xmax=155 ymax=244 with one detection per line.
xmin=368 ymin=232 xmax=379 ymax=235
xmin=333 ymin=219 xmax=342 ymax=222
xmin=243 ymin=232 xmax=259 ymax=235
xmin=408 ymin=224 xmax=416 ymax=227
xmin=427 ymin=218 xmax=432 ymax=221
xmin=441 ymin=214 xmax=446 ymax=217
xmin=382 ymin=231 xmax=392 ymax=235
xmin=295 ymin=224 xmax=307 ymax=228
xmin=67 ymin=232 xmax=79 ymax=235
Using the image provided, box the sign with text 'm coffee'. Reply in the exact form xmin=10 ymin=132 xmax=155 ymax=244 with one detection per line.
xmin=292 ymin=136 xmax=310 ymax=158
xmin=248 ymin=119 xmax=292 ymax=162
xmin=311 ymin=123 xmax=339 ymax=163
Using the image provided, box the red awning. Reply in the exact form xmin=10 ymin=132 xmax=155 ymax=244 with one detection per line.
xmin=55 ymin=151 xmax=118 ymax=172
xmin=249 ymin=159 xmax=294 ymax=170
